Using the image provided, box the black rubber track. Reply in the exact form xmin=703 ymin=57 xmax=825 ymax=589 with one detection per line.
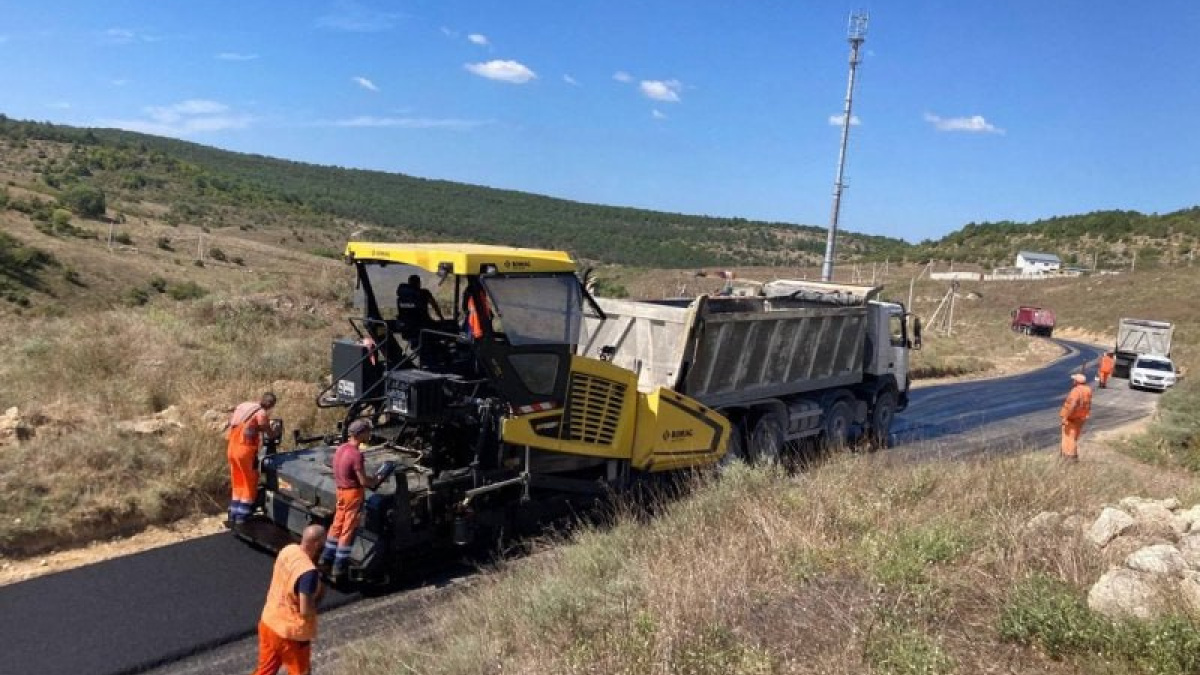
xmin=0 ymin=532 xmax=355 ymax=675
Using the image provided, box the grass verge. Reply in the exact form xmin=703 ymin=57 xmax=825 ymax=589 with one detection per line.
xmin=334 ymin=448 xmax=1197 ymax=675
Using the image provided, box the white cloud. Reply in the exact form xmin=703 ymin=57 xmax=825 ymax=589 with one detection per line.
xmin=828 ymin=113 xmax=861 ymax=126
xmin=652 ymin=109 xmax=667 ymax=120
xmin=923 ymin=112 xmax=1004 ymax=134
xmin=612 ymin=71 xmax=633 ymax=83
xmin=467 ymin=33 xmax=489 ymax=46
xmin=332 ymin=116 xmax=489 ymax=130
xmin=100 ymin=99 xmax=252 ymax=136
xmin=563 ymin=74 xmax=580 ymax=86
xmin=465 ymin=59 xmax=537 ymax=84
xmin=640 ymin=79 xmax=682 ymax=103
xmin=103 ymin=28 xmax=137 ymax=44
xmin=316 ymin=1 xmax=402 ymax=32
xmin=217 ymin=52 xmax=259 ymax=61
xmin=353 ymin=76 xmax=380 ymax=92
xmin=440 ymin=26 xmax=459 ymax=38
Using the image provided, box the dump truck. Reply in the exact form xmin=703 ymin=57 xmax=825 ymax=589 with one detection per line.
xmin=1010 ymin=306 xmax=1056 ymax=337
xmin=578 ymin=278 xmax=917 ymax=461
xmin=235 ymin=243 xmax=730 ymax=582
xmin=1113 ymin=317 xmax=1174 ymax=378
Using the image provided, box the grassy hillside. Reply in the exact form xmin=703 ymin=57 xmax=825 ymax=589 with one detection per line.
xmin=0 ymin=114 xmax=908 ymax=269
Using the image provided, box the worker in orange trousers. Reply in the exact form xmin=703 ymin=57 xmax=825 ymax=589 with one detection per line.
xmin=226 ymin=392 xmax=280 ymax=524
xmin=251 ymin=524 xmax=326 ymax=675
xmin=320 ymin=418 xmax=382 ymax=581
xmin=1097 ymin=352 xmax=1115 ymax=388
xmin=1059 ymin=373 xmax=1093 ymax=460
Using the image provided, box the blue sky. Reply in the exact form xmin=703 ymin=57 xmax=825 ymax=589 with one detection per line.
xmin=1 ymin=1 xmax=1197 ymax=242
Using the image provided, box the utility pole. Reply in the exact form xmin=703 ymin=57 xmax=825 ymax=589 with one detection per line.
xmin=821 ymin=11 xmax=868 ymax=282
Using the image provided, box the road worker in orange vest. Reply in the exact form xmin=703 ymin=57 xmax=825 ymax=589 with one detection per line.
xmin=1097 ymin=352 xmax=1115 ymax=389
xmin=463 ymin=277 xmax=492 ymax=340
xmin=251 ymin=524 xmax=326 ymax=675
xmin=1059 ymin=373 xmax=1093 ymax=460
xmin=319 ymin=418 xmax=381 ymax=581
xmin=226 ymin=392 xmax=280 ymax=525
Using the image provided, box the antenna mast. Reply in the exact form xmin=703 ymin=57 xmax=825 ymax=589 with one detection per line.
xmin=820 ymin=10 xmax=868 ymax=282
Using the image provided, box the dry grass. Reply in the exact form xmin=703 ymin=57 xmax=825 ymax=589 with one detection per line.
xmin=334 ymin=447 xmax=1197 ymax=675
xmin=0 ymin=278 xmax=350 ymax=555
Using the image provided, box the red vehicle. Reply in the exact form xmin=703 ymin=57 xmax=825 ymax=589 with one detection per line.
xmin=1011 ymin=306 xmax=1055 ymax=337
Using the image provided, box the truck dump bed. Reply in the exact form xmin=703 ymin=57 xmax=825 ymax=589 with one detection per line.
xmin=1117 ymin=318 xmax=1174 ymax=357
xmin=579 ymin=281 xmax=876 ymax=409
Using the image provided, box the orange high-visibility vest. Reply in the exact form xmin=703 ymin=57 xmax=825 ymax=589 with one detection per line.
xmin=1060 ymin=385 xmax=1092 ymax=423
xmin=466 ymin=292 xmax=490 ymax=339
xmin=1099 ymin=354 xmax=1115 ymax=375
xmin=260 ymin=544 xmax=318 ymax=642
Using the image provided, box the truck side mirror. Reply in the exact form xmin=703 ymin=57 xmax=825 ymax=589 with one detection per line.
xmin=911 ymin=317 xmax=923 ymax=350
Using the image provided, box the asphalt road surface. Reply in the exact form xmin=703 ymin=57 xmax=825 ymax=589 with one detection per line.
xmin=1 ymin=339 xmax=1166 ymax=675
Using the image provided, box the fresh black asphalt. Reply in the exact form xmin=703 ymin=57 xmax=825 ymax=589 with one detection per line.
xmin=0 ymin=531 xmax=355 ymax=675
xmin=1 ymin=338 xmax=1164 ymax=675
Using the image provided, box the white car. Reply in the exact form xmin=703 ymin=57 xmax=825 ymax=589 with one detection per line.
xmin=1129 ymin=355 xmax=1177 ymax=391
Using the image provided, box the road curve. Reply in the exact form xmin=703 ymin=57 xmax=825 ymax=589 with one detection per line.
xmin=1 ymin=338 xmax=1164 ymax=675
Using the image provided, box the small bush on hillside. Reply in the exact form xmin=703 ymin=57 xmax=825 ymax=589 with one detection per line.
xmin=156 ymin=236 xmax=173 ymax=251
xmin=58 ymin=183 xmax=106 ymax=218
xmin=62 ymin=267 xmax=85 ymax=286
xmin=231 ymin=255 xmax=245 ymax=266
xmin=113 ymin=232 xmax=133 ymax=246
xmin=148 ymin=276 xmax=168 ymax=293
xmin=166 ymin=281 xmax=207 ymax=301
xmin=51 ymin=208 xmax=71 ymax=228
xmin=125 ymin=287 xmax=150 ymax=306
xmin=208 ymin=247 xmax=227 ymax=262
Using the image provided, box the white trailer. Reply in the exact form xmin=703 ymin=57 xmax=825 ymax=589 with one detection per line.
xmin=580 ymin=280 xmax=916 ymax=461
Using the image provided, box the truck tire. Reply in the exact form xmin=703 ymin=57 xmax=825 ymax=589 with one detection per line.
xmin=868 ymin=390 xmax=897 ymax=449
xmin=822 ymin=400 xmax=853 ymax=449
xmin=750 ymin=413 xmax=785 ymax=464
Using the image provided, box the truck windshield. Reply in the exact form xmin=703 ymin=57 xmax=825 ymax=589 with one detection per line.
xmin=481 ymin=273 xmax=582 ymax=346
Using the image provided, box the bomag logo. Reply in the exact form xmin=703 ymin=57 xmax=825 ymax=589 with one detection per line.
xmin=502 ymin=259 xmax=532 ymax=270
xmin=662 ymin=428 xmax=695 ymax=442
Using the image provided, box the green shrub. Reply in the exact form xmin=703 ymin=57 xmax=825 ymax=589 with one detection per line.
xmin=208 ymin=247 xmax=227 ymax=262
xmin=113 ymin=232 xmax=133 ymax=246
xmin=58 ymin=183 xmax=106 ymax=218
xmin=864 ymin=613 xmax=955 ymax=675
xmin=125 ymin=287 xmax=150 ymax=306
xmin=167 ymin=281 xmax=207 ymax=301
xmin=63 ymin=267 xmax=85 ymax=286
xmin=1000 ymin=574 xmax=1200 ymax=673
xmin=148 ymin=276 xmax=168 ymax=293
xmin=231 ymin=256 xmax=245 ymax=266
xmin=156 ymin=236 xmax=173 ymax=252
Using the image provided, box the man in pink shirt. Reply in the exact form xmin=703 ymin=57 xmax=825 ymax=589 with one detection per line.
xmin=319 ymin=418 xmax=381 ymax=581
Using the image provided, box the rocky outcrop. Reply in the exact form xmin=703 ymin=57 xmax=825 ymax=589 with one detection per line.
xmin=1078 ymin=497 xmax=1200 ymax=620
xmin=116 ymin=406 xmax=186 ymax=435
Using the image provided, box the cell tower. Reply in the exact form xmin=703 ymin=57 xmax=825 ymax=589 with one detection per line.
xmin=820 ymin=10 xmax=868 ymax=282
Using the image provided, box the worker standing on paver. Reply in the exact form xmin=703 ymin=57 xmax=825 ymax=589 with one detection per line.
xmin=1097 ymin=351 xmax=1115 ymax=389
xmin=1059 ymin=373 xmax=1093 ymax=460
xmin=319 ymin=418 xmax=381 ymax=581
xmin=226 ymin=392 xmax=279 ymax=525
xmin=251 ymin=524 xmax=326 ymax=675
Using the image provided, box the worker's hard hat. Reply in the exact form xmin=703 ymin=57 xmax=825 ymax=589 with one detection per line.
xmin=1071 ymin=373 xmax=1087 ymax=383
xmin=348 ymin=418 xmax=373 ymax=436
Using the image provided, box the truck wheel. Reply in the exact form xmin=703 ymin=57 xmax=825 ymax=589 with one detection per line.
xmin=750 ymin=413 xmax=785 ymax=464
xmin=868 ymin=390 xmax=897 ymax=449
xmin=718 ymin=418 xmax=749 ymax=469
xmin=822 ymin=400 xmax=852 ymax=449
